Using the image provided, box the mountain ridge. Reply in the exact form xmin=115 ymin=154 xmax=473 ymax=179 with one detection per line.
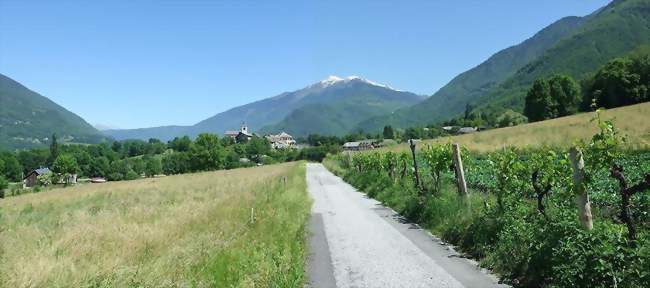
xmin=0 ymin=73 xmax=107 ymax=150
xmin=104 ymin=76 xmax=423 ymax=141
xmin=356 ymin=14 xmax=590 ymax=131
xmin=358 ymin=0 xmax=650 ymax=132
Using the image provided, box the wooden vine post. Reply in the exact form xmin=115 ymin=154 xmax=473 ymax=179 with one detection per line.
xmin=408 ymin=139 xmax=422 ymax=191
xmin=569 ymin=147 xmax=593 ymax=230
xmin=347 ymin=151 xmax=353 ymax=168
xmin=452 ymin=143 xmax=469 ymax=198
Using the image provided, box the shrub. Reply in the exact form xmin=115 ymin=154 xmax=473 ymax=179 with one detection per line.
xmin=0 ymin=175 xmax=7 ymax=198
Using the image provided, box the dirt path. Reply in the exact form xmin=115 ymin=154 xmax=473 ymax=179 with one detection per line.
xmin=306 ymin=163 xmax=506 ymax=288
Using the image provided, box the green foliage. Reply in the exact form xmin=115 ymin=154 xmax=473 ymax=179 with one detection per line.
xmin=549 ymin=75 xmax=582 ymax=116
xmin=51 ymin=154 xmax=79 ymax=184
xmin=524 ymin=75 xmax=581 ymax=122
xmin=144 ymin=157 xmax=162 ymax=177
xmin=326 ymin=111 xmax=650 ymax=287
xmin=37 ymin=171 xmax=55 ymax=186
xmin=49 ymin=133 xmax=59 ymax=165
xmin=162 ymin=152 xmax=191 ymax=175
xmin=0 ymin=175 xmax=8 ymax=197
xmin=0 ymin=152 xmax=22 ymax=182
xmin=382 ymin=125 xmax=395 ymax=139
xmin=585 ymin=54 xmax=650 ymax=109
xmin=167 ymin=136 xmax=192 ymax=152
xmin=421 ymin=144 xmax=452 ymax=194
xmin=524 ymin=79 xmax=554 ymax=121
xmin=496 ymin=110 xmax=527 ymax=128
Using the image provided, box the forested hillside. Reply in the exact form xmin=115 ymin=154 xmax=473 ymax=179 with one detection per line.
xmin=0 ymin=74 xmax=106 ymax=150
xmin=476 ymin=0 xmax=650 ymax=111
xmin=358 ymin=0 xmax=650 ymax=132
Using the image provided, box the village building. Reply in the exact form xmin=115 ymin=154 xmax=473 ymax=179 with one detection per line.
xmin=23 ymin=167 xmax=51 ymax=188
xmin=458 ymin=127 xmax=478 ymax=134
xmin=225 ymin=122 xmax=254 ymax=143
xmin=265 ymin=132 xmax=296 ymax=149
xmin=342 ymin=139 xmax=377 ymax=151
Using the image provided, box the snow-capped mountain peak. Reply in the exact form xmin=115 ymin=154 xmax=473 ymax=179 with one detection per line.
xmin=315 ymin=75 xmax=399 ymax=91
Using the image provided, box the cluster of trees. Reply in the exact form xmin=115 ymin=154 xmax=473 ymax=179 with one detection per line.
xmin=525 ymin=53 xmax=650 ymax=122
xmin=524 ymin=75 xmax=581 ymax=121
xmin=442 ymin=103 xmax=528 ymax=130
xmin=302 ymin=126 xmax=448 ymax=147
xmin=0 ymin=131 xmax=347 ymax=192
xmin=0 ymin=151 xmax=22 ymax=192
xmin=584 ymin=53 xmax=650 ymax=109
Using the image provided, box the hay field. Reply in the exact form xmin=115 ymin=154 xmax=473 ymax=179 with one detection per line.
xmin=386 ymin=102 xmax=650 ymax=153
xmin=0 ymin=162 xmax=311 ymax=287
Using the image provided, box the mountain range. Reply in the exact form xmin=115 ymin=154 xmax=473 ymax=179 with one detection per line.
xmin=104 ymin=76 xmax=423 ymax=141
xmin=2 ymin=0 xmax=648 ymax=148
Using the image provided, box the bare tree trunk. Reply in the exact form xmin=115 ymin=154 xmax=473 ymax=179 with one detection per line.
xmin=452 ymin=143 xmax=468 ymax=198
xmin=409 ymin=139 xmax=422 ymax=191
xmin=610 ymin=165 xmax=650 ymax=242
xmin=569 ymin=147 xmax=593 ymax=230
xmin=531 ymin=170 xmax=550 ymax=219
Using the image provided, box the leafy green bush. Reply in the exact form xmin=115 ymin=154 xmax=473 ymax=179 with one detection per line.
xmin=0 ymin=175 xmax=7 ymax=198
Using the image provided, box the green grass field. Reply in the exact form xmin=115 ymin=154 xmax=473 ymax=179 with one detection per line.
xmin=385 ymin=102 xmax=650 ymax=153
xmin=0 ymin=162 xmax=311 ymax=287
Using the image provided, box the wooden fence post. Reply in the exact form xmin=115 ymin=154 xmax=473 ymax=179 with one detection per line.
xmin=569 ymin=147 xmax=593 ymax=230
xmin=408 ymin=139 xmax=422 ymax=191
xmin=347 ymin=151 xmax=353 ymax=168
xmin=452 ymin=143 xmax=468 ymax=197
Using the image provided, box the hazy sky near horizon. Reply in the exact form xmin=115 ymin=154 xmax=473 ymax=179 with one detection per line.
xmin=0 ymin=0 xmax=610 ymax=129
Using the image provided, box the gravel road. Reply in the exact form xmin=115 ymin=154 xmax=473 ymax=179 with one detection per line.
xmin=306 ymin=163 xmax=506 ymax=288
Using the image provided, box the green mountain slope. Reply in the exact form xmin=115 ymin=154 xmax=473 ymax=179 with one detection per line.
xmin=476 ymin=0 xmax=650 ymax=110
xmin=260 ymin=80 xmax=423 ymax=137
xmin=0 ymin=73 xmax=106 ymax=150
xmin=357 ymin=14 xmax=588 ymax=131
xmin=359 ymin=0 xmax=650 ymax=132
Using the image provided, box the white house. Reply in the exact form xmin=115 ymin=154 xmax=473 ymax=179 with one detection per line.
xmin=266 ymin=132 xmax=296 ymax=149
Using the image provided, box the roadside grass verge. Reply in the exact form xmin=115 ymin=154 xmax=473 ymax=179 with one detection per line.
xmin=0 ymin=162 xmax=311 ymax=287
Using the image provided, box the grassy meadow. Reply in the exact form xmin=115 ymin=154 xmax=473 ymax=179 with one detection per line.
xmin=386 ymin=102 xmax=650 ymax=153
xmin=0 ymin=162 xmax=311 ymax=287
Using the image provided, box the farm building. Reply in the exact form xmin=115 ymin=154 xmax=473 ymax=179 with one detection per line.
xmin=266 ymin=132 xmax=296 ymax=149
xmin=23 ymin=167 xmax=51 ymax=188
xmin=342 ymin=139 xmax=376 ymax=151
xmin=458 ymin=127 xmax=478 ymax=134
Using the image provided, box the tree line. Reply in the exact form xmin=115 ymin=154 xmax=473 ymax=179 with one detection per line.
xmin=0 ymin=132 xmax=343 ymax=194
xmin=524 ymin=53 xmax=650 ymax=122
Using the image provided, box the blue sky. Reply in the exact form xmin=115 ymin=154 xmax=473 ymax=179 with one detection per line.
xmin=0 ymin=0 xmax=610 ymax=129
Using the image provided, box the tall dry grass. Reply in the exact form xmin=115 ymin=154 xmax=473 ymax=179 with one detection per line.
xmin=384 ymin=102 xmax=650 ymax=153
xmin=0 ymin=162 xmax=310 ymax=287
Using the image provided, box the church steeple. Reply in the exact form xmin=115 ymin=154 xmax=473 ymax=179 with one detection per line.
xmin=240 ymin=121 xmax=248 ymax=134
